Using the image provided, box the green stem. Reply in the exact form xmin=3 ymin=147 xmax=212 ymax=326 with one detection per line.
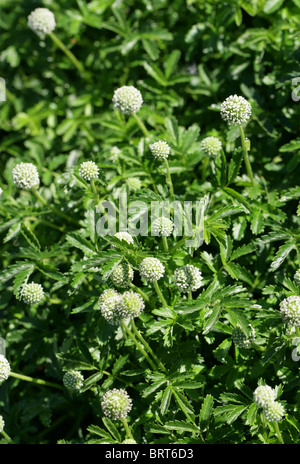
xmin=129 ymin=283 xmax=150 ymax=304
xmin=131 ymin=319 xmax=166 ymax=372
xmin=121 ymin=321 xmax=157 ymax=370
xmin=239 ymin=125 xmax=255 ymax=186
xmin=1 ymin=430 xmax=14 ymax=444
xmin=164 ymin=158 xmax=175 ymax=198
xmin=153 ymin=280 xmax=168 ymax=308
xmin=10 ymin=371 xmax=64 ymax=391
xmin=274 ymin=422 xmax=284 ymax=444
xmin=120 ymin=417 xmax=134 ymax=440
xmin=162 ymin=236 xmax=169 ymax=252
xmin=49 ymin=32 xmax=85 ymax=75
xmin=170 ymin=236 xmax=188 ymax=253
xmin=188 ymin=291 xmax=193 ymax=300
xmin=131 ymin=113 xmax=150 ymax=138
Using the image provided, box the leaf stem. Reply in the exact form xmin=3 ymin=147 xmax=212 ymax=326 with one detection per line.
xmin=131 ymin=319 xmax=166 ymax=372
xmin=164 ymin=158 xmax=175 ymax=198
xmin=1 ymin=430 xmax=14 ymax=444
xmin=162 ymin=236 xmax=169 ymax=252
xmin=120 ymin=417 xmax=135 ymax=440
xmin=32 ymin=189 xmax=79 ymax=226
xmin=49 ymin=32 xmax=86 ymax=76
xmin=129 ymin=283 xmax=150 ymax=304
xmin=274 ymin=422 xmax=284 ymax=444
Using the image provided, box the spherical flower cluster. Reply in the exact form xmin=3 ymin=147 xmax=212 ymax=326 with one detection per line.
xmin=99 ymin=289 xmax=123 ymax=325
xmin=294 ymin=269 xmax=300 ymax=287
xmin=112 ymin=86 xmax=143 ymax=115
xmin=27 ymin=8 xmax=56 ymax=39
xmin=111 ymin=262 xmax=134 ymax=288
xmin=0 ymin=355 xmax=10 ymax=383
xmin=253 ymin=385 xmax=276 ymax=408
xmin=200 ymin=136 xmax=222 ymax=157
xmin=279 ymin=295 xmax=300 ymax=327
xmin=78 ymin=161 xmax=99 ymax=181
xmin=140 ymin=257 xmax=165 ymax=283
xmin=122 ymin=439 xmax=137 ymax=444
xmin=150 ymin=140 xmax=170 ymax=160
xmin=220 ymin=94 xmax=252 ymax=126
xmin=118 ymin=291 xmax=145 ymax=319
xmin=152 ymin=217 xmax=174 ymax=237
xmin=20 ymin=283 xmax=44 ymax=305
xmin=63 ymin=370 xmax=84 ymax=393
xmin=114 ymin=232 xmax=134 ymax=245
xmin=173 ymin=264 xmax=202 ymax=293
xmin=101 ymin=388 xmax=132 ymax=420
xmin=0 ymin=415 xmax=4 ymax=433
xmin=110 ymin=146 xmax=121 ymax=162
xmin=12 ymin=163 xmax=40 ymax=190
xmin=263 ymin=401 xmax=285 ymax=423
xmin=231 ymin=324 xmax=255 ymax=349
xmin=126 ymin=177 xmax=142 ymax=192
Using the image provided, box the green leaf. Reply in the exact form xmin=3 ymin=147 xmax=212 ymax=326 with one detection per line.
xmin=164 ymin=420 xmax=199 ymax=433
xmin=223 ymin=187 xmax=251 ymax=213
xmin=13 ymin=265 xmax=35 ymax=298
xmin=102 ymin=417 xmax=121 ymax=442
xmin=270 ymin=241 xmax=295 ymax=271
xmin=66 ymin=232 xmax=96 ymax=256
xmin=214 ymin=404 xmax=248 ymax=424
xmin=160 ymin=386 xmax=172 ymax=415
xmin=263 ymin=0 xmax=285 ymax=14
xmin=199 ymin=394 xmax=214 ymax=430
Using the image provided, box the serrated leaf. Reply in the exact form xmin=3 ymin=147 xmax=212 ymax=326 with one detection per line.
xmin=13 ymin=265 xmax=35 ymax=298
xmin=199 ymin=394 xmax=214 ymax=430
xmin=214 ymin=404 xmax=248 ymax=424
xmin=270 ymin=241 xmax=295 ymax=271
xmin=164 ymin=420 xmax=199 ymax=433
xmin=160 ymin=386 xmax=172 ymax=415
xmin=21 ymin=223 xmax=41 ymax=251
xmin=66 ymin=232 xmax=96 ymax=256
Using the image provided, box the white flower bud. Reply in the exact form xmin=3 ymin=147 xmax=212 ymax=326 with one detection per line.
xmin=279 ymin=295 xmax=300 ymax=327
xmin=12 ymin=163 xmax=40 ymax=190
xmin=232 ymin=324 xmax=255 ymax=349
xmin=152 ymin=217 xmax=174 ymax=237
xmin=263 ymin=401 xmax=285 ymax=423
xmin=112 ymin=86 xmax=143 ymax=115
xmin=28 ymin=8 xmax=56 ymax=39
xmin=150 ymin=140 xmax=170 ymax=160
xmin=111 ymin=262 xmax=134 ymax=288
xmin=78 ymin=161 xmax=99 ymax=181
xmin=101 ymin=388 xmax=132 ymax=420
xmin=173 ymin=265 xmax=202 ymax=293
xmin=63 ymin=370 xmax=84 ymax=392
xmin=220 ymin=94 xmax=251 ymax=126
xmin=200 ymin=136 xmax=222 ymax=157
xmin=99 ymin=289 xmax=122 ymax=325
xmin=20 ymin=283 xmax=44 ymax=305
xmin=0 ymin=355 xmax=10 ymax=383
xmin=253 ymin=385 xmax=276 ymax=408
xmin=140 ymin=257 xmax=165 ymax=283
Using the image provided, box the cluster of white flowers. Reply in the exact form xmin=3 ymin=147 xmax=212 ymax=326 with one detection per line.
xmin=150 ymin=140 xmax=170 ymax=160
xmin=78 ymin=161 xmax=99 ymax=181
xmin=231 ymin=324 xmax=255 ymax=349
xmin=101 ymin=388 xmax=132 ymax=420
xmin=220 ymin=94 xmax=251 ymax=126
xmin=200 ymin=136 xmax=222 ymax=157
xmin=126 ymin=177 xmax=142 ymax=192
xmin=112 ymin=86 xmax=143 ymax=115
xmin=140 ymin=257 xmax=165 ymax=283
xmin=253 ymin=384 xmax=285 ymax=423
xmin=63 ymin=370 xmax=84 ymax=393
xmin=152 ymin=217 xmax=174 ymax=237
xmin=12 ymin=163 xmax=40 ymax=190
xmin=0 ymin=355 xmax=10 ymax=383
xmin=279 ymin=295 xmax=300 ymax=327
xmin=99 ymin=289 xmax=144 ymax=324
xmin=111 ymin=262 xmax=134 ymax=288
xmin=20 ymin=283 xmax=44 ymax=305
xmin=28 ymin=8 xmax=56 ymax=39
xmin=173 ymin=264 xmax=202 ymax=293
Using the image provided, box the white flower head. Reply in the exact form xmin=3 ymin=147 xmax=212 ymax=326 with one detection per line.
xmin=152 ymin=217 xmax=174 ymax=237
xmin=112 ymin=86 xmax=143 ymax=115
xmin=113 ymin=232 xmax=134 ymax=245
xmin=140 ymin=257 xmax=165 ymax=283
xmin=12 ymin=163 xmax=40 ymax=190
xmin=220 ymin=94 xmax=251 ymax=126
xmin=118 ymin=290 xmax=145 ymax=319
xmin=28 ymin=8 xmax=56 ymax=39
xmin=200 ymin=136 xmax=222 ymax=157
xmin=150 ymin=140 xmax=170 ymax=160
xmin=111 ymin=262 xmax=134 ymax=288
xmin=231 ymin=324 xmax=256 ymax=349
xmin=263 ymin=401 xmax=285 ymax=423
xmin=0 ymin=415 xmax=4 ymax=433
xmin=0 ymin=355 xmax=10 ymax=383
xmin=20 ymin=283 xmax=44 ymax=305
xmin=63 ymin=370 xmax=84 ymax=393
xmin=99 ymin=289 xmax=122 ymax=325
xmin=101 ymin=388 xmax=132 ymax=420
xmin=253 ymin=385 xmax=276 ymax=408
xmin=173 ymin=264 xmax=202 ymax=293
xmin=280 ymin=295 xmax=300 ymax=327
xmin=78 ymin=161 xmax=99 ymax=181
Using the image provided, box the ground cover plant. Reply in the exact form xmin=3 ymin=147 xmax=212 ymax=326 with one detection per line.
xmin=1 ymin=0 xmax=300 ymax=445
